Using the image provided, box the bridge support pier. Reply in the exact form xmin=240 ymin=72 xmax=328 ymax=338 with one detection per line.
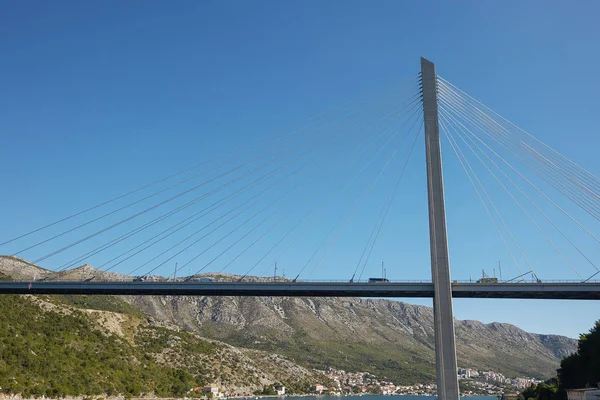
xmin=421 ymin=57 xmax=460 ymax=400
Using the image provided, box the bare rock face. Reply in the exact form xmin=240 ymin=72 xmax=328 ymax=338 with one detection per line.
xmin=121 ymin=293 xmax=577 ymax=382
xmin=0 ymin=256 xmax=51 ymax=280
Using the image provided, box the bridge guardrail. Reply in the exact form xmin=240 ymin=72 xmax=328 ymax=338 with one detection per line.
xmin=12 ymin=278 xmax=600 ymax=284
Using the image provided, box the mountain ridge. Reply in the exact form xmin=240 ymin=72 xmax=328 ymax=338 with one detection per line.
xmin=0 ymin=256 xmax=577 ymax=385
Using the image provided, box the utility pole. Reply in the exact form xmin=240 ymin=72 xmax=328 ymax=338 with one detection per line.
xmin=498 ymin=261 xmax=502 ymax=282
xmin=174 ymin=262 xmax=178 ymax=280
xmin=274 ymin=262 xmax=278 ymax=278
xmin=421 ymin=57 xmax=460 ymax=400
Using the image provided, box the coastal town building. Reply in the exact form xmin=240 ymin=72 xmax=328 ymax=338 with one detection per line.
xmin=274 ymin=385 xmax=285 ymax=396
xmin=566 ymin=388 xmax=600 ymax=400
xmin=202 ymin=384 xmax=222 ymax=398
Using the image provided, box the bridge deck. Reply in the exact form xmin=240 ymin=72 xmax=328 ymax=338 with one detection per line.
xmin=0 ymin=281 xmax=599 ymax=299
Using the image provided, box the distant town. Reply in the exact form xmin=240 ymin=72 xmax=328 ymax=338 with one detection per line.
xmin=195 ymin=366 xmax=542 ymax=398
xmin=315 ymin=366 xmax=541 ymax=396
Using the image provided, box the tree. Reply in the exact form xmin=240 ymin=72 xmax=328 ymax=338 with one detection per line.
xmin=558 ymin=321 xmax=600 ymax=394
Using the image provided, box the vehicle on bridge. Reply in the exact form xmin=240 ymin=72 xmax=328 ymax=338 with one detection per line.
xmin=368 ymin=278 xmax=390 ymax=283
xmin=476 ymin=277 xmax=498 ymax=284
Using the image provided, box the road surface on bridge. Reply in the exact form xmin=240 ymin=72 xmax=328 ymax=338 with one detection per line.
xmin=1 ymin=280 xmax=599 ymax=299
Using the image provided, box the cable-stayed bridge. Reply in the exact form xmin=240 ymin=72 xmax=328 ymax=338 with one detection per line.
xmin=1 ymin=58 xmax=599 ymax=400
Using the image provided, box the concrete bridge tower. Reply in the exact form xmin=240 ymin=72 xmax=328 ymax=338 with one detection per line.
xmin=421 ymin=57 xmax=460 ymax=400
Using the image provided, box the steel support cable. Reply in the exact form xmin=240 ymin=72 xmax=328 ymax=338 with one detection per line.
xmin=188 ymin=97 xmax=425 ymax=279
xmin=437 ymin=85 xmax=600 ymax=215
xmin=57 ymin=92 xmax=418 ymax=273
xmin=436 ymin=96 xmax=600 ymax=252
xmin=217 ymin=192 xmax=321 ymax=276
xmin=437 ymin=88 xmax=600 ymax=221
xmin=127 ymin=181 xmax=290 ymax=277
xmin=127 ymin=96 xmax=423 ymax=278
xmin=438 ymin=93 xmax=600 ymax=244
xmin=14 ymin=83 xmax=421 ymax=261
xmin=212 ymin=166 xmax=346 ymax=276
xmin=0 ymin=76 xmax=419 ymax=249
xmin=355 ymin=119 xmax=423 ymax=283
xmin=437 ymin=90 xmax=600 ymax=222
xmin=446 ymin=109 xmax=599 ymax=274
xmin=439 ymin=113 xmax=531 ymax=276
xmin=518 ymin=143 xmax=600 ymax=218
xmin=172 ymin=180 xmax=308 ymax=278
xmin=258 ymin=100 xmax=425 ymax=275
xmin=437 ymin=76 xmax=600 ymax=194
xmin=124 ymin=175 xmax=290 ymax=277
xmin=301 ymin=108 xmax=423 ymax=281
xmin=437 ymin=86 xmax=600 ymax=220
xmin=31 ymin=91 xmax=420 ymax=266
xmin=437 ymin=78 xmax=600 ymax=197
xmin=100 ymin=146 xmax=339 ymax=274
xmin=436 ymin=81 xmax=600 ymax=202
xmin=438 ymin=114 xmax=524 ymax=276
xmin=273 ymin=104 xmax=425 ymax=280
xmin=101 ymin=97 xmax=411 ymax=275
xmin=436 ymin=81 xmax=600 ymax=203
xmin=441 ymin=108 xmax=585 ymax=280
xmin=148 ymin=183 xmax=298 ymax=278
xmin=353 ymin=112 xmax=423 ymax=280
xmin=439 ymin=99 xmax=600 ymax=247
xmin=242 ymin=103 xmax=424 ymax=280
xmin=305 ymin=141 xmax=404 ymax=280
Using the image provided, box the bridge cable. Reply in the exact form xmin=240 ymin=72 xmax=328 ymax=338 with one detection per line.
xmin=57 ymin=87 xmax=419 ymax=273
xmin=185 ymin=94 xmax=424 ymax=280
xmin=440 ymin=108 xmax=585 ymax=280
xmin=240 ymin=98 xmax=424 ymax=280
xmin=437 ymin=76 xmax=600 ymax=196
xmin=132 ymin=90 xmax=423 ymax=278
xmin=439 ymin=113 xmax=532 ymax=277
xmin=436 ymin=85 xmax=600 ymax=245
xmin=255 ymin=98 xmax=424 ymax=279
xmin=356 ymin=119 xmax=423 ymax=283
xmin=437 ymin=81 xmax=600 ymax=213
xmin=0 ymin=75 xmax=419 ymax=248
xmin=438 ymin=86 xmax=600 ymax=224
xmin=298 ymin=104 xmax=423 ymax=281
xmin=437 ymin=80 xmax=600 ymax=211
xmin=11 ymin=79 xmax=420 ymax=261
xmin=438 ymin=95 xmax=599 ymax=276
xmin=305 ymin=109 xmax=424 ymax=280
xmin=441 ymin=106 xmax=598 ymax=275
xmin=28 ymin=83 xmax=421 ymax=266
xmin=438 ymin=86 xmax=600 ymax=223
xmin=437 ymin=79 xmax=600 ymax=220
xmin=113 ymin=96 xmax=417 ymax=279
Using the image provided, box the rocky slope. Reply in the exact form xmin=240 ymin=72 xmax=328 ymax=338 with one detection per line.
xmin=0 ymin=291 xmax=320 ymax=397
xmin=123 ymin=293 xmax=575 ymax=383
xmin=0 ymin=256 xmax=577 ymax=385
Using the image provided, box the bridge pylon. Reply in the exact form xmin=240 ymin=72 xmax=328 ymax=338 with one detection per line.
xmin=420 ymin=57 xmax=460 ymax=400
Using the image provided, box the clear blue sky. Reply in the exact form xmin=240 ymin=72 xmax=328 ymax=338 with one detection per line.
xmin=1 ymin=1 xmax=599 ymax=340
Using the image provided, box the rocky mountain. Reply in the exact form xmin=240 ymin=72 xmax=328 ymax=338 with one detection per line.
xmin=124 ymin=292 xmax=575 ymax=384
xmin=0 ymin=256 xmax=577 ymax=386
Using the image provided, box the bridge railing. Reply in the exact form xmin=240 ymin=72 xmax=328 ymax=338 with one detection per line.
xmin=13 ymin=278 xmax=600 ymax=284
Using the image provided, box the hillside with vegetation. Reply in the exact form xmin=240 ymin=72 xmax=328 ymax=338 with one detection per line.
xmin=519 ymin=321 xmax=600 ymax=400
xmin=0 ymin=294 xmax=319 ymax=398
xmin=557 ymin=321 xmax=600 ymax=395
